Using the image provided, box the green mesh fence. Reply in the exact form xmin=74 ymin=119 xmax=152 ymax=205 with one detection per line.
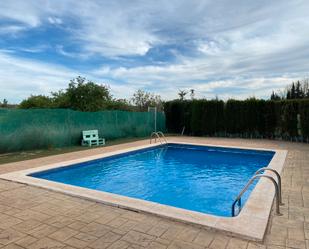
xmin=0 ymin=109 xmax=166 ymax=152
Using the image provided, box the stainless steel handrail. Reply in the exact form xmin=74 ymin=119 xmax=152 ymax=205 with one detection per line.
xmin=157 ymin=131 xmax=167 ymax=143
xmin=254 ymin=168 xmax=284 ymax=205
xmin=231 ymin=174 xmax=282 ymax=217
xmin=150 ymin=132 xmax=163 ymax=144
xmin=150 ymin=131 xmax=167 ymax=144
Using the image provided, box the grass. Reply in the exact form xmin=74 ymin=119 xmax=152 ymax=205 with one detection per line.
xmin=0 ymin=137 xmax=147 ymax=165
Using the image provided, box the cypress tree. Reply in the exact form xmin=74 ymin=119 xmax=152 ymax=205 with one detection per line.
xmin=291 ymin=83 xmax=296 ymax=99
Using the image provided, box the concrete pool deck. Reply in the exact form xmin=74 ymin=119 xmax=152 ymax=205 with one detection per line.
xmin=0 ymin=141 xmax=287 ymax=241
xmin=0 ymin=137 xmax=308 ymax=248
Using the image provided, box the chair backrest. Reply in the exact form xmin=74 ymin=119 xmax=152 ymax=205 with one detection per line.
xmin=82 ymin=130 xmax=99 ymax=141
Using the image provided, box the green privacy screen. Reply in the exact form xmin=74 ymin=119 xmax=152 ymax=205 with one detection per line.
xmin=0 ymin=109 xmax=166 ymax=152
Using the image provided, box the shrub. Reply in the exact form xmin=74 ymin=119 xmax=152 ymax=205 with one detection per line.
xmin=19 ymin=95 xmax=53 ymax=109
xmin=164 ymin=99 xmax=309 ymax=141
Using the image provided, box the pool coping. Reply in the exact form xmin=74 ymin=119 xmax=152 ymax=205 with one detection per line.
xmin=0 ymin=140 xmax=287 ymax=241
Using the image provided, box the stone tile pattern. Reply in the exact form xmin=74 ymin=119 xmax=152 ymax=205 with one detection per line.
xmin=0 ymin=137 xmax=308 ymax=249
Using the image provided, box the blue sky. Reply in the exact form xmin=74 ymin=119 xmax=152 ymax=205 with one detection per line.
xmin=0 ymin=0 xmax=309 ymax=103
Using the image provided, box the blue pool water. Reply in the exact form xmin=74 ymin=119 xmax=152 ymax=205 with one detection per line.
xmin=31 ymin=144 xmax=274 ymax=216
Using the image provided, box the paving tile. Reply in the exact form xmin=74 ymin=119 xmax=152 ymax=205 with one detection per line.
xmin=75 ymin=212 xmax=102 ymax=224
xmin=45 ymin=216 xmax=75 ymax=228
xmin=176 ymin=227 xmax=200 ymax=242
xmin=193 ymin=230 xmax=215 ymax=247
xmin=13 ymin=209 xmax=50 ymax=222
xmin=28 ymin=224 xmax=58 ymax=239
xmin=88 ymin=231 xmax=121 ymax=249
xmin=119 ymin=220 xmax=139 ymax=232
xmin=63 ymin=246 xmax=78 ymax=249
xmin=1 ymin=244 xmax=25 ymax=249
xmin=111 ymin=228 xmax=128 ymax=236
xmin=122 ymin=231 xmax=155 ymax=247
xmin=226 ymin=237 xmax=248 ymax=249
xmin=155 ymin=238 xmax=171 ymax=246
xmin=266 ymin=245 xmax=285 ymax=249
xmin=0 ymin=229 xmax=25 ymax=246
xmin=95 ymin=213 xmax=121 ymax=225
xmin=160 ymin=225 xmax=185 ymax=241
xmin=148 ymin=241 xmax=167 ymax=249
xmin=147 ymin=224 xmax=169 ymax=237
xmin=0 ymin=214 xmax=22 ymax=229
xmin=247 ymin=242 xmax=266 ymax=249
xmin=12 ymin=219 xmax=42 ymax=233
xmin=286 ymin=239 xmax=306 ymax=249
xmin=288 ymin=227 xmax=305 ymax=241
xmin=107 ymin=240 xmax=130 ymax=249
xmin=64 ymin=237 xmax=89 ymax=249
xmin=132 ymin=222 xmax=153 ymax=233
xmin=27 ymin=237 xmax=66 ymax=249
xmin=208 ymin=234 xmax=229 ymax=249
xmin=166 ymin=240 xmax=204 ymax=249
xmin=14 ymin=235 xmax=37 ymax=247
xmin=74 ymin=233 xmax=98 ymax=243
xmin=265 ymin=233 xmax=286 ymax=247
xmin=107 ymin=217 xmax=129 ymax=228
xmin=80 ymin=222 xmax=110 ymax=237
xmin=49 ymin=227 xmax=79 ymax=242
xmin=127 ymin=245 xmax=144 ymax=249
xmin=68 ymin=221 xmax=88 ymax=231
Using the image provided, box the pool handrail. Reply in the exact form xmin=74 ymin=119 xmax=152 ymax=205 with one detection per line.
xmin=150 ymin=131 xmax=167 ymax=144
xmin=231 ymin=173 xmax=282 ymax=217
xmin=254 ymin=167 xmax=283 ymax=205
xmin=157 ymin=131 xmax=167 ymax=143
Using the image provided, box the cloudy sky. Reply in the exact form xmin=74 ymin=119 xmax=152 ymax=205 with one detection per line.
xmin=0 ymin=0 xmax=309 ymax=103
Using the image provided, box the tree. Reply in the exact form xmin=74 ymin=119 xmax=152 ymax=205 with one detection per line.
xmin=19 ymin=95 xmax=53 ymax=109
xmin=0 ymin=99 xmax=8 ymax=107
xmin=131 ymin=89 xmax=163 ymax=111
xmin=178 ymin=90 xmax=187 ymax=101
xmin=51 ymin=90 xmax=70 ymax=108
xmin=19 ymin=76 xmax=114 ymax=111
xmin=270 ymin=91 xmax=281 ymax=100
xmin=291 ymin=83 xmax=296 ymax=99
xmin=295 ymin=81 xmax=304 ymax=99
xmin=272 ymin=78 xmax=309 ymax=100
xmin=105 ymin=98 xmax=132 ymax=111
xmin=64 ymin=76 xmax=112 ymax=111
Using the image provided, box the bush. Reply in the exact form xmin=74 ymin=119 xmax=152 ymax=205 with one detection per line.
xmin=19 ymin=95 xmax=53 ymax=109
xmin=280 ymin=100 xmax=299 ymax=138
xmin=164 ymin=100 xmax=191 ymax=134
xmin=191 ymin=100 xmax=224 ymax=135
xmin=299 ymin=100 xmax=309 ymax=138
xmin=164 ymin=99 xmax=309 ymax=141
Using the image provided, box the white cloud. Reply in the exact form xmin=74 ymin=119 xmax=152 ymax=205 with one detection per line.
xmin=0 ymin=1 xmax=42 ymax=28
xmin=48 ymin=17 xmax=62 ymax=25
xmin=0 ymin=52 xmax=136 ymax=103
xmin=0 ymin=0 xmax=309 ymax=101
xmin=0 ymin=52 xmax=75 ymax=102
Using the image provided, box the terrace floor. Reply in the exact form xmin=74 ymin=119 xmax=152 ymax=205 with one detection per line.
xmin=0 ymin=137 xmax=308 ymax=249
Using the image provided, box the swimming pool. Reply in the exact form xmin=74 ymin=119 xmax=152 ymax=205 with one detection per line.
xmin=31 ymin=143 xmax=274 ymax=217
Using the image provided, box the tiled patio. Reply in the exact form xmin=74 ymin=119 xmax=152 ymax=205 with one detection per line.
xmin=0 ymin=137 xmax=308 ymax=249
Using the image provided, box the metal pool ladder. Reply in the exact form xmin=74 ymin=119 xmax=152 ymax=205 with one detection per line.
xmin=150 ymin=131 xmax=167 ymax=144
xmin=231 ymin=167 xmax=284 ymax=217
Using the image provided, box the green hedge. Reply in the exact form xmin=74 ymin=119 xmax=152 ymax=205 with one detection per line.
xmin=164 ymin=99 xmax=309 ymax=141
xmin=0 ymin=109 xmax=165 ymax=152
